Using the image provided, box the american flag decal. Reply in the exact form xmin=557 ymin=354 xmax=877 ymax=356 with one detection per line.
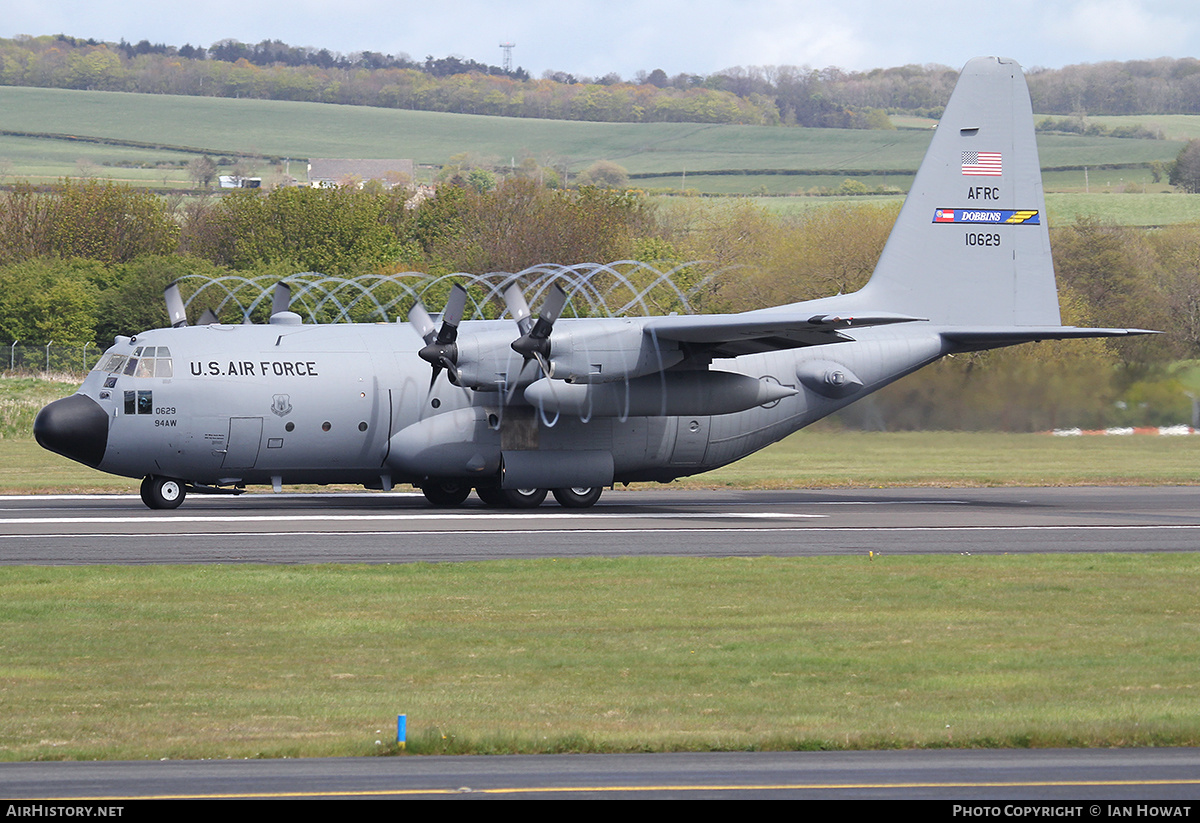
xmin=962 ymin=151 xmax=1002 ymax=176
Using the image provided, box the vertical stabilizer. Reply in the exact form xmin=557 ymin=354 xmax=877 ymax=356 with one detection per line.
xmin=858 ymin=57 xmax=1059 ymax=327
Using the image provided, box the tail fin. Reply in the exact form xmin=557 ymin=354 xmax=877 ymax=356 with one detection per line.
xmin=858 ymin=57 xmax=1060 ymax=328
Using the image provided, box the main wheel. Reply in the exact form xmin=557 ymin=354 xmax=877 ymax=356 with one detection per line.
xmin=552 ymin=487 xmax=603 ymax=508
xmin=475 ymin=484 xmax=508 ymax=507
xmin=140 ymin=475 xmax=187 ymax=510
xmin=501 ymin=487 xmax=548 ymax=508
xmin=422 ymin=479 xmax=471 ymax=507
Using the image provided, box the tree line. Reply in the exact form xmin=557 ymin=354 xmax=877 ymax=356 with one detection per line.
xmin=111 ymin=36 xmax=528 ymax=78
xmin=0 ymin=35 xmax=778 ymax=126
xmin=9 ymin=35 xmax=1200 ymax=129
xmin=0 ymin=177 xmax=1194 ymax=429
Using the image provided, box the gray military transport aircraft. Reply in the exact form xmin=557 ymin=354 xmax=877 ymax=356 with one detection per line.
xmin=35 ymin=56 xmax=1152 ymax=510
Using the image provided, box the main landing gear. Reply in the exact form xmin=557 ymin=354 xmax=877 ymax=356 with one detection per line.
xmin=420 ymin=479 xmax=472 ymax=507
xmin=551 ymin=487 xmax=604 ymax=508
xmin=422 ymin=481 xmax=603 ymax=509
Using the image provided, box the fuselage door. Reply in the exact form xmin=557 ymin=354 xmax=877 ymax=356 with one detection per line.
xmin=670 ymin=415 xmax=711 ymax=465
xmin=222 ymin=417 xmax=263 ymax=469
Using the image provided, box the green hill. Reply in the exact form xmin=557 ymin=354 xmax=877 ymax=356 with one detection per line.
xmin=0 ymin=85 xmax=1190 ymax=196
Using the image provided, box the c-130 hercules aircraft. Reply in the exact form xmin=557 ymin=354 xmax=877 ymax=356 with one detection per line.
xmin=36 ymin=57 xmax=1151 ymax=510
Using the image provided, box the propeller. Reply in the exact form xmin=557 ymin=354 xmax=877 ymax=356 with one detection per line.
xmin=410 ymin=284 xmax=467 ymax=387
xmin=506 ymin=282 xmax=567 ymax=375
xmin=504 ymin=281 xmax=534 ymax=338
xmin=164 ymin=281 xmax=188 ymax=328
xmin=272 ymin=281 xmax=292 ymax=317
xmin=408 ymin=301 xmax=437 ymax=343
xmin=164 ymin=280 xmax=221 ymax=326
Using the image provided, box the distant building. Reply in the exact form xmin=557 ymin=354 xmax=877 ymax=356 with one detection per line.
xmin=307 ymin=159 xmax=415 ymax=189
xmin=218 ymin=175 xmax=262 ymax=189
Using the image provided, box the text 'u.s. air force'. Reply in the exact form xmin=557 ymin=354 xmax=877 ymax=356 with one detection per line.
xmin=189 ymin=360 xmax=319 ymax=377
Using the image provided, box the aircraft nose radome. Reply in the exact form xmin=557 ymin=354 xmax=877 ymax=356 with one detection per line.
xmin=34 ymin=394 xmax=109 ymax=468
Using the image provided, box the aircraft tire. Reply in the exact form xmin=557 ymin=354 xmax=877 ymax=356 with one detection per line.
xmin=501 ymin=487 xmax=547 ymax=508
xmin=422 ymin=480 xmax=472 ymax=507
xmin=474 ymin=484 xmax=508 ymax=507
xmin=552 ymin=487 xmax=603 ymax=508
xmin=140 ymin=476 xmax=187 ymax=510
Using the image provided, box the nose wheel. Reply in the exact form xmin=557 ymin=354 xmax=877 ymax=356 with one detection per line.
xmin=140 ymin=476 xmax=187 ymax=510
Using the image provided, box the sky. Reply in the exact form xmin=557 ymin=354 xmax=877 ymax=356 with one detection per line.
xmin=2 ymin=0 xmax=1197 ymax=79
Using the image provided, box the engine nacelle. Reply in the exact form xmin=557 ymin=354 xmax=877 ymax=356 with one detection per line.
xmin=524 ymin=370 xmax=798 ymax=417
xmin=545 ymin=320 xmax=684 ymax=384
xmin=449 ymin=329 xmax=539 ymax=391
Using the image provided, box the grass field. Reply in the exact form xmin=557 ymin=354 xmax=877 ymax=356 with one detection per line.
xmin=1044 ymin=192 xmax=1200 ymax=225
xmin=1075 ymin=114 xmax=1200 ymax=142
xmin=0 ymin=86 xmax=1189 ymax=196
xmin=2 ymin=554 xmax=1199 ymax=761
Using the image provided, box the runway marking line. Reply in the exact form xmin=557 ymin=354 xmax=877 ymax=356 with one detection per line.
xmin=0 ymin=512 xmax=826 ymax=526
xmin=32 ymin=776 xmax=1200 ymax=799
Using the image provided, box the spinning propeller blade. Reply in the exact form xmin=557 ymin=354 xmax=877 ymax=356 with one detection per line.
xmin=164 ymin=281 xmax=188 ymax=328
xmin=407 ymin=302 xmax=437 ymax=345
xmin=411 ymin=284 xmax=468 ymax=386
xmin=504 ymin=281 xmax=534 ymax=337
xmin=271 ymin=281 xmax=292 ymax=317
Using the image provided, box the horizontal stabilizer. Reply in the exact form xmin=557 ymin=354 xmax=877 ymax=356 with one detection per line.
xmin=942 ymin=326 xmax=1160 ymax=352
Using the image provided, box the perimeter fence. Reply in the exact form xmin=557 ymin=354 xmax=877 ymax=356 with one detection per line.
xmin=4 ymin=342 xmax=98 ymax=378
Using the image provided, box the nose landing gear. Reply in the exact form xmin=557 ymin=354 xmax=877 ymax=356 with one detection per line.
xmin=140 ymin=476 xmax=187 ymax=510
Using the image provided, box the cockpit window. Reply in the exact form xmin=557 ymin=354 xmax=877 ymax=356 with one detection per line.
xmin=95 ymin=354 xmax=127 ymax=374
xmin=94 ymin=348 xmax=172 ymax=378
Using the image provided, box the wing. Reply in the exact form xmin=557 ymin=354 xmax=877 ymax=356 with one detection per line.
xmin=642 ymin=310 xmax=926 ymax=357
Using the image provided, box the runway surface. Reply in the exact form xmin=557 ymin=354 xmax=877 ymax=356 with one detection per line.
xmin=4 ymin=486 xmax=1199 ymax=800
xmin=2 ymin=485 xmax=1199 ymax=564
xmin=4 ymin=748 xmax=1200 ymax=799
